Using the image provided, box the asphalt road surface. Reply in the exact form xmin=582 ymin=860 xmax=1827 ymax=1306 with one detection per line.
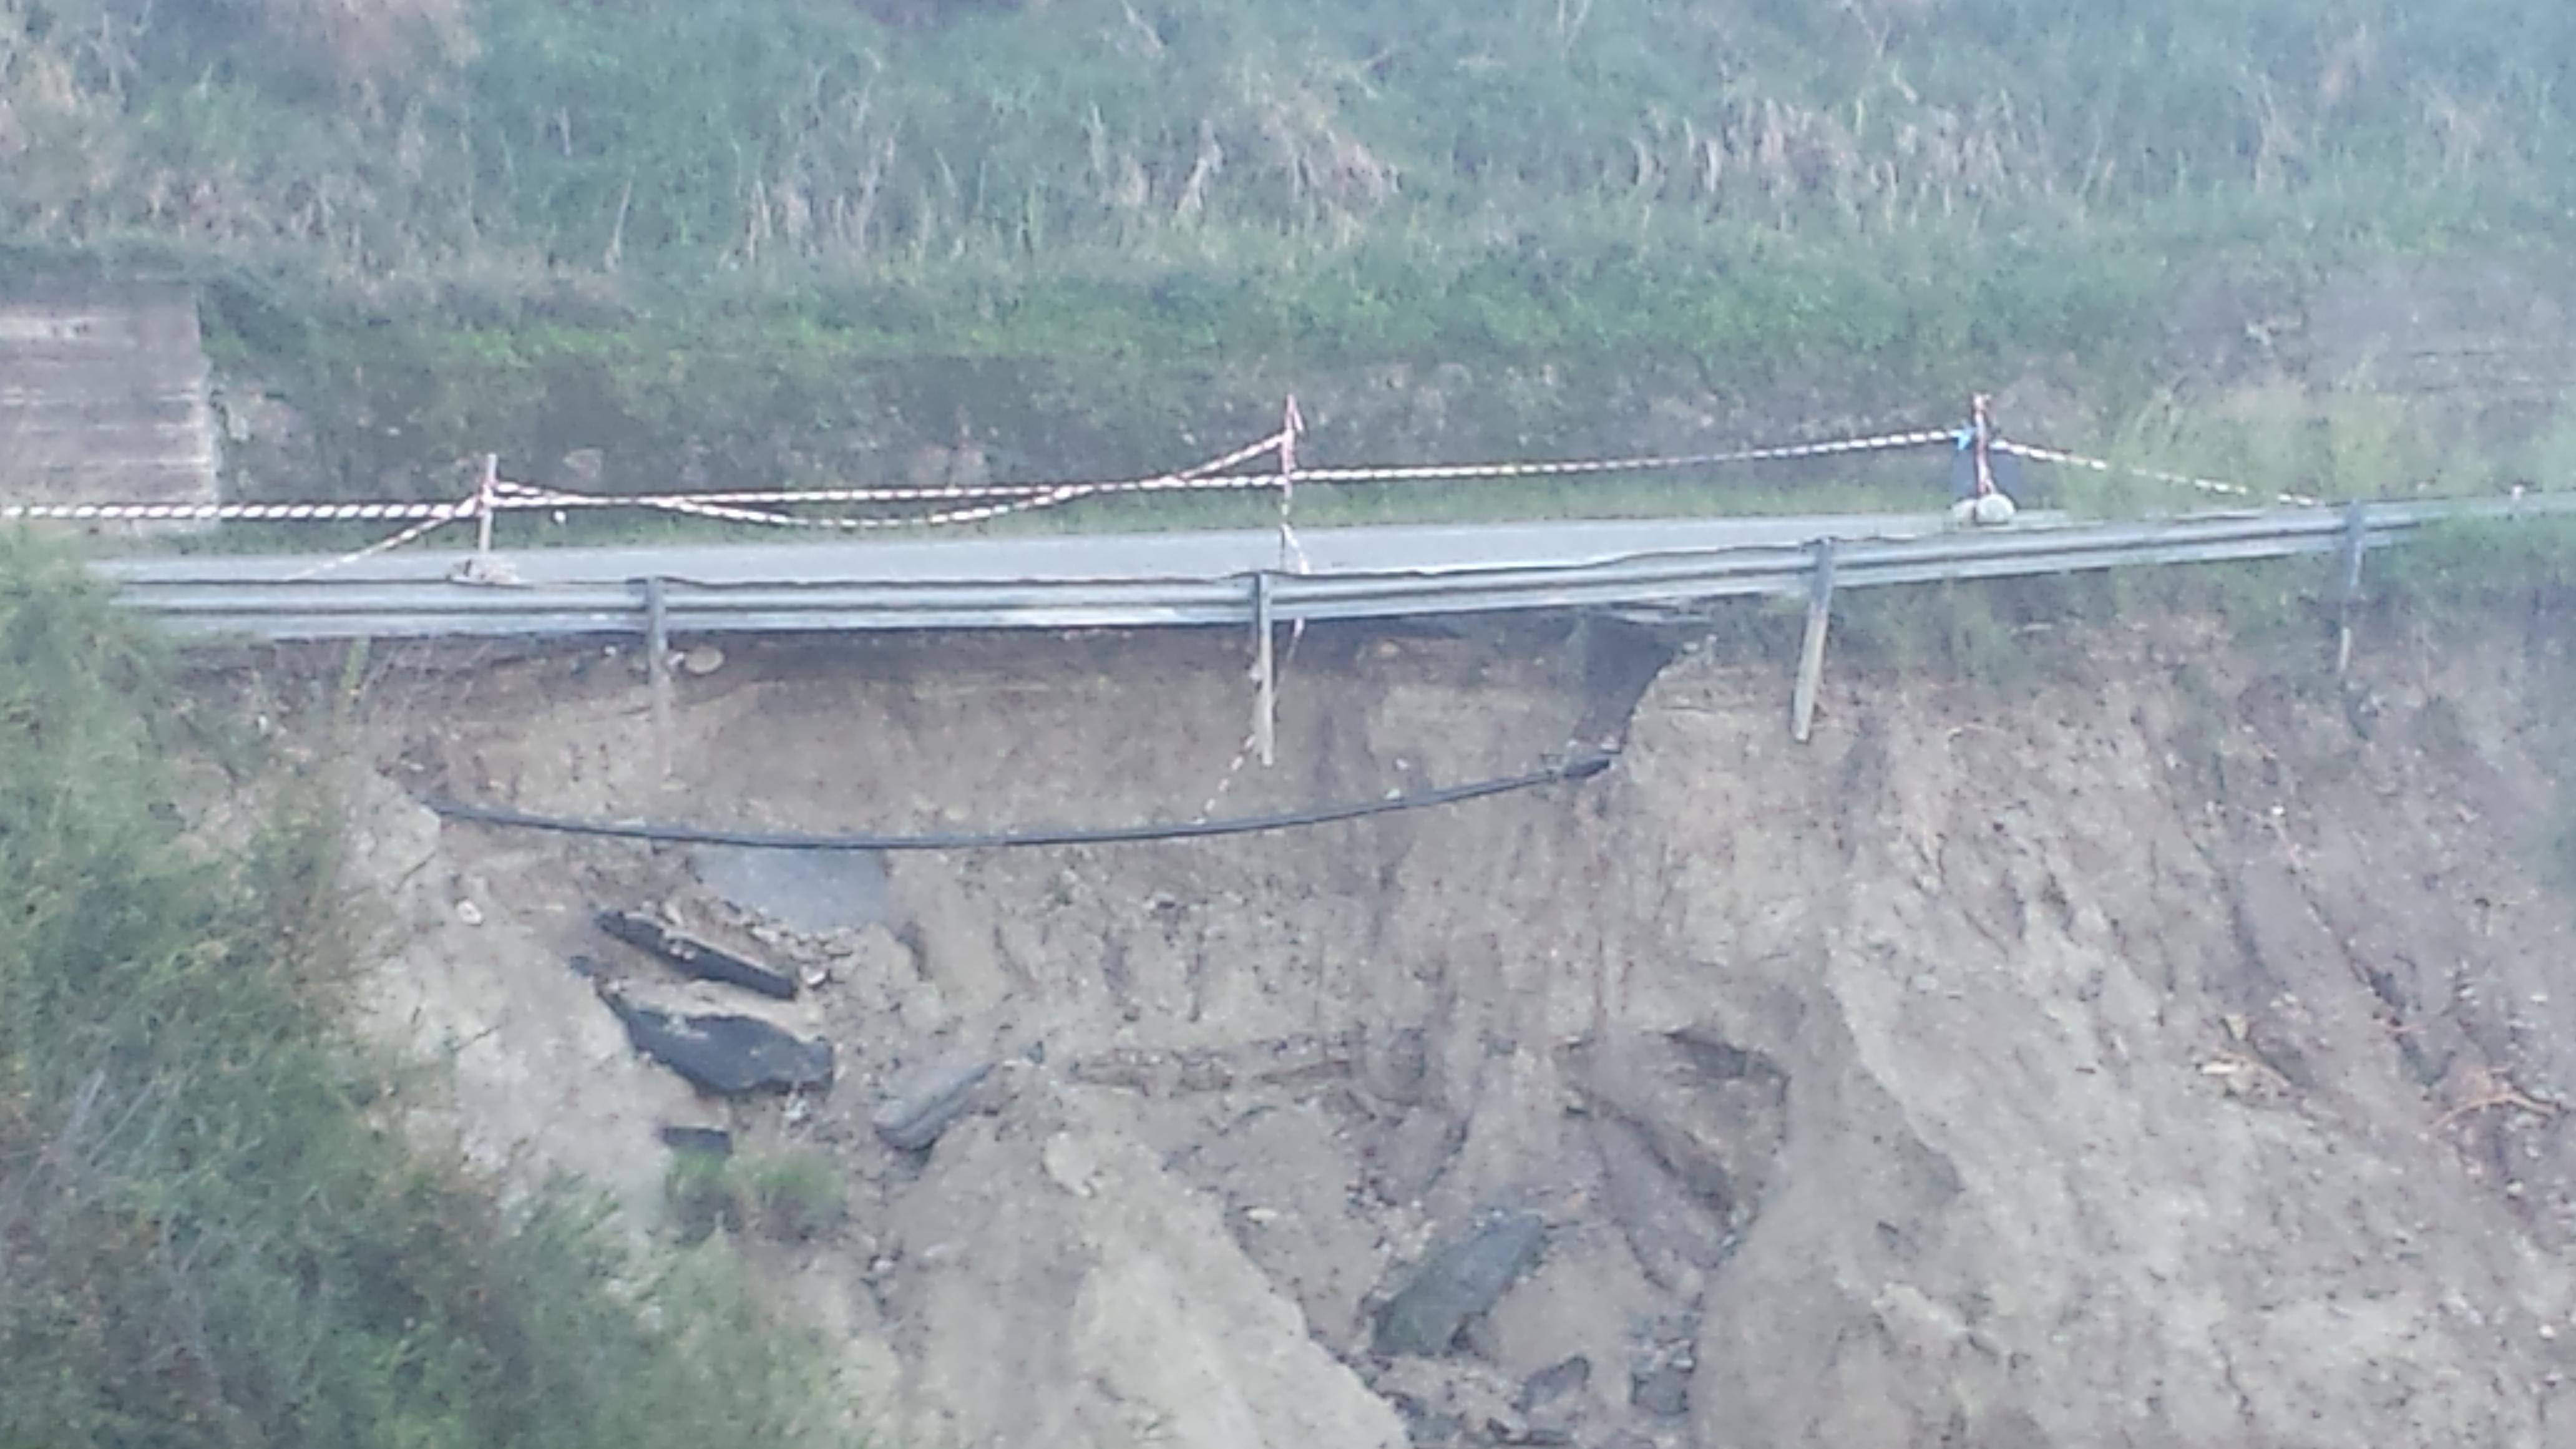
xmin=99 ymin=509 xmax=2016 ymax=589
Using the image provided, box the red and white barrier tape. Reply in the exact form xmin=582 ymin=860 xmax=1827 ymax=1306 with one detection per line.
xmin=1278 ymin=396 xmax=1309 ymax=573
xmin=519 ymin=419 xmax=1953 ymax=535
xmin=27 ymin=417 xmax=2334 ymax=546
xmin=3 ymin=423 xmax=1953 ymax=529
xmin=1994 ymin=439 xmax=2320 ymax=509
xmin=493 ymin=477 xmax=1111 ymax=532
xmin=1198 ymin=399 xmax=1316 ymax=822
xmin=280 ymin=501 xmax=480 ymax=582
xmin=490 ymin=426 xmax=1298 ymax=532
xmin=493 ymin=429 xmax=1297 ymax=512
xmin=1 ymin=498 xmax=471 ymax=523
xmin=1286 ymin=427 xmax=1958 ymax=485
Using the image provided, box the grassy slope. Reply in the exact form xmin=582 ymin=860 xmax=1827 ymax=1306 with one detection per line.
xmin=9 ymin=1 xmax=2576 ymax=504
xmin=17 ymin=1 xmax=2570 ymax=285
xmin=0 ymin=540 xmax=840 ymax=1449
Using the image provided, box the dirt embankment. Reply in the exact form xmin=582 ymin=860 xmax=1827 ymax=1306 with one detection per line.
xmin=329 ymin=605 xmax=2576 ymax=1449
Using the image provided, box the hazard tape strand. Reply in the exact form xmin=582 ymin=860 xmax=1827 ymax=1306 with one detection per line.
xmin=4 ymin=424 xmax=1946 ymax=527
xmin=1 ymin=498 xmax=474 ymax=523
xmin=487 ymin=426 xmax=1297 ymax=533
xmin=1286 ymin=427 xmax=1959 ymax=485
xmin=280 ymin=502 xmax=478 ymax=582
xmin=497 ymin=427 xmax=1296 ymax=512
xmin=1993 ymin=440 xmax=2321 ymax=509
xmin=14 ymin=416 xmax=2332 ymax=546
xmin=494 ymin=477 xmax=1107 ymax=532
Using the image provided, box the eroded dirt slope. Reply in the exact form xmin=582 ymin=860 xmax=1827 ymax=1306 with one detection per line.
xmin=331 ymin=607 xmax=2576 ymax=1449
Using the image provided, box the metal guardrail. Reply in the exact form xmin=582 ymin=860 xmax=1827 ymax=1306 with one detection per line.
xmin=97 ymin=494 xmax=2576 ymax=643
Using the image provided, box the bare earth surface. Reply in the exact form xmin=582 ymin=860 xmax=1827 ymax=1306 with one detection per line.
xmin=324 ymin=607 xmax=2576 ymax=1449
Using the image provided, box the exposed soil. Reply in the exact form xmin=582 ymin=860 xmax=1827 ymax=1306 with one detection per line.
xmin=320 ymin=600 xmax=2576 ymax=1449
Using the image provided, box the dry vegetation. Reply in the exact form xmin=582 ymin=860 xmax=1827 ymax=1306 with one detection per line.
xmin=6 ymin=0 xmax=2567 ymax=295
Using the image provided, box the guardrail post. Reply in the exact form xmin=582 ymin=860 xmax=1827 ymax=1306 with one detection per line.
xmin=643 ymin=577 xmax=673 ymax=779
xmin=1790 ymin=539 xmax=1838 ymax=743
xmin=2334 ymin=500 xmax=2368 ymax=677
xmin=1252 ymin=572 xmax=1277 ymax=768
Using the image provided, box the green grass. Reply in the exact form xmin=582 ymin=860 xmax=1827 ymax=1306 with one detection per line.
xmin=19 ymin=0 xmax=2574 ymax=288
xmin=2379 ymin=514 xmax=2576 ymax=590
xmin=2370 ymin=514 xmax=2576 ymax=640
xmin=0 ymin=535 xmax=851 ymax=1449
xmin=15 ymin=0 xmax=2576 ymax=514
xmin=665 ymin=1148 xmax=848 ymax=1247
xmin=1805 ymin=507 xmax=2576 ymax=708
xmin=744 ymin=1154 xmax=849 ymax=1244
xmin=1821 ymin=547 xmax=2378 ymax=698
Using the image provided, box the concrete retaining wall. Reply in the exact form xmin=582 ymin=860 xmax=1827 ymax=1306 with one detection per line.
xmin=0 ymin=284 xmax=221 ymax=527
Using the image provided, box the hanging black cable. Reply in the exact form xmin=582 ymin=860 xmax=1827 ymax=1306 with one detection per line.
xmin=426 ymin=753 xmax=1614 ymax=852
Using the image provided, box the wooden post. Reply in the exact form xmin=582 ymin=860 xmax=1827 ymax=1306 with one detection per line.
xmin=644 ymin=576 xmax=673 ymax=778
xmin=1968 ymin=394 xmax=1996 ymax=499
xmin=1790 ymin=538 xmax=1838 ymax=743
xmin=476 ymin=453 xmax=499 ymax=557
xmin=1252 ymin=571 xmax=1277 ymax=768
xmin=2334 ymin=499 xmax=2368 ymax=677
xmin=1278 ymin=396 xmax=1304 ymax=573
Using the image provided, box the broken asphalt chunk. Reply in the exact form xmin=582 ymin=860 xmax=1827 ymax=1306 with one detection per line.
xmin=601 ymin=989 xmax=834 ymax=1096
xmin=597 ymin=908 xmax=798 ymax=1000
xmin=657 ymin=1125 xmax=734 ymax=1158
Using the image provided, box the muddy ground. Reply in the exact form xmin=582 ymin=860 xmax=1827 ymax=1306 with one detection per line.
xmin=308 ymin=598 xmax=2576 ymax=1449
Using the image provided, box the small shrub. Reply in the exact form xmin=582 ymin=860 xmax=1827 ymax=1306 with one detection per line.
xmin=665 ymin=1151 xmax=747 ymax=1245
xmin=663 ymin=1148 xmax=847 ymax=1245
xmin=747 ymin=1151 xmax=848 ymax=1244
xmin=1835 ymin=577 xmax=2056 ymax=696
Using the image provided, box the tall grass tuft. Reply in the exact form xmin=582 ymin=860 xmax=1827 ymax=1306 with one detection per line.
xmin=0 ymin=535 xmax=848 ymax=1449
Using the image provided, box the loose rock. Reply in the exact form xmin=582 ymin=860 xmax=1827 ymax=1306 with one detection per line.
xmin=1520 ymin=1356 xmax=1592 ymax=1412
xmin=1631 ymin=1364 xmax=1690 ymax=1418
xmin=872 ymin=1053 xmax=997 ymax=1151
xmin=1373 ymin=1211 xmax=1548 ymax=1358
